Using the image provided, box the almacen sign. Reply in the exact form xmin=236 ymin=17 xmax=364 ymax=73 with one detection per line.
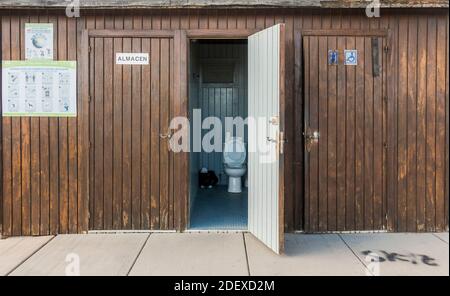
xmin=115 ymin=53 xmax=149 ymax=65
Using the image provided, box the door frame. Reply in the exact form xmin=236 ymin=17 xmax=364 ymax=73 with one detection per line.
xmin=184 ymin=28 xmax=285 ymax=238
xmin=80 ymin=29 xmax=187 ymax=232
xmin=300 ymin=28 xmax=394 ymax=232
xmin=184 ymin=29 xmax=256 ymax=230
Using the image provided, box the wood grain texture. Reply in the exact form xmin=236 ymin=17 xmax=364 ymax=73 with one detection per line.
xmin=0 ymin=9 xmax=448 ymax=235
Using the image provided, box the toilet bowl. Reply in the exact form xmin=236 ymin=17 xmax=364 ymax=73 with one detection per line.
xmin=223 ymin=138 xmax=247 ymax=193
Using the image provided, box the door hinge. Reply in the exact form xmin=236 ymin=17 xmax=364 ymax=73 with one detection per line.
xmin=384 ymin=45 xmax=389 ymax=53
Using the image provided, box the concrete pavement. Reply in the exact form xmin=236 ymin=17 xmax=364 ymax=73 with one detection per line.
xmin=1 ymin=232 xmax=448 ymax=276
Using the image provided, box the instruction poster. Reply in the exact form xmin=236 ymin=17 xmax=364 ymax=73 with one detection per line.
xmin=25 ymin=23 xmax=53 ymax=60
xmin=2 ymin=60 xmax=77 ymax=117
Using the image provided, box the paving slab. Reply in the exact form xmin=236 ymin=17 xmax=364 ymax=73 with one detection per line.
xmin=10 ymin=234 xmax=148 ymax=276
xmin=434 ymin=233 xmax=449 ymax=244
xmin=0 ymin=236 xmax=54 ymax=276
xmin=245 ymin=233 xmax=368 ymax=276
xmin=129 ymin=233 xmax=248 ymax=276
xmin=340 ymin=233 xmax=449 ymax=276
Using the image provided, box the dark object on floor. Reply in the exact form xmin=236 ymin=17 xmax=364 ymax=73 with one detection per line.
xmin=199 ymin=170 xmax=219 ymax=188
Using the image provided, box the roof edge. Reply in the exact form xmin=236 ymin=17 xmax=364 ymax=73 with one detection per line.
xmin=0 ymin=1 xmax=448 ymax=9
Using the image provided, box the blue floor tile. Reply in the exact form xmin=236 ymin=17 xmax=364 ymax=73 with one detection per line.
xmin=190 ymin=186 xmax=248 ymax=230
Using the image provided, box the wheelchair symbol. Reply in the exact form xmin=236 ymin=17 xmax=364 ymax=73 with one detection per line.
xmin=345 ymin=50 xmax=358 ymax=65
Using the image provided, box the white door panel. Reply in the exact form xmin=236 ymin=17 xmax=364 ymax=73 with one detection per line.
xmin=248 ymin=24 xmax=285 ymax=254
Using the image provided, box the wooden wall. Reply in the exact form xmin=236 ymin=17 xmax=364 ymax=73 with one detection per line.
xmin=0 ymin=8 xmax=448 ymax=235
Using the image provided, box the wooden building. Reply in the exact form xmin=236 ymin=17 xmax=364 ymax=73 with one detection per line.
xmin=0 ymin=0 xmax=448 ymax=253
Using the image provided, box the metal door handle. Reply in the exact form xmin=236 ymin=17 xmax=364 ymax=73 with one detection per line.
xmin=304 ymin=128 xmax=319 ymax=152
xmin=159 ymin=132 xmax=172 ymax=139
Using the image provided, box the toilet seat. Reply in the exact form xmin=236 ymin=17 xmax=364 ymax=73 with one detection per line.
xmin=223 ymin=138 xmax=246 ymax=167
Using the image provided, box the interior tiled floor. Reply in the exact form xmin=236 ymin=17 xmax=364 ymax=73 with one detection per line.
xmin=189 ymin=185 xmax=248 ymax=230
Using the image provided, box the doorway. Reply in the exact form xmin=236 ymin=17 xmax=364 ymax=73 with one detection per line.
xmin=188 ymin=39 xmax=249 ymax=231
xmin=186 ymin=24 xmax=286 ymax=254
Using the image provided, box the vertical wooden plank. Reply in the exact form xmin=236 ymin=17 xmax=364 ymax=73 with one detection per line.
xmin=28 ymin=15 xmax=40 ymax=235
xmin=131 ymin=17 xmax=142 ymax=229
xmin=293 ymin=18 xmax=304 ymax=230
xmin=141 ymin=37 xmax=151 ymax=230
xmin=122 ymin=16 xmax=133 ymax=229
xmin=416 ymin=16 xmax=427 ymax=232
xmin=373 ymin=36 xmax=384 ymax=230
xmin=426 ymin=16 xmax=437 ymax=231
xmin=86 ymin=17 xmax=95 ymax=230
xmin=354 ymin=36 xmax=365 ymax=231
xmin=283 ymin=13 xmax=295 ymax=232
xmin=397 ymin=17 xmax=408 ymax=232
xmin=112 ymin=19 xmax=124 ymax=230
xmin=37 ymin=15 xmax=50 ymax=234
xmin=150 ymin=38 xmax=160 ymax=230
xmin=435 ymin=16 xmax=446 ymax=231
xmin=445 ymin=14 xmax=449 ymax=231
xmin=345 ymin=35 xmax=356 ymax=231
xmin=20 ymin=16 xmax=31 ymax=236
xmin=336 ymin=35 xmax=346 ymax=231
xmin=67 ymin=17 xmax=78 ymax=234
xmin=48 ymin=15 xmax=59 ymax=234
xmin=102 ymin=16 xmax=114 ymax=230
xmin=406 ymin=16 xmax=418 ymax=232
xmin=172 ymin=30 xmax=181 ymax=230
xmin=2 ymin=16 xmax=12 ymax=236
xmin=10 ymin=16 xmax=22 ymax=236
xmin=160 ymin=38 xmax=170 ymax=230
xmin=308 ymin=36 xmax=319 ymax=232
xmin=327 ymin=36 xmax=337 ymax=231
xmin=364 ymin=36 xmax=374 ymax=230
xmin=169 ymin=37 xmax=175 ymax=229
xmin=317 ymin=36 xmax=328 ymax=231
xmin=180 ymin=30 xmax=188 ymax=230
xmin=78 ymin=17 xmax=90 ymax=233
xmin=93 ymin=34 xmax=104 ymax=230
xmin=58 ymin=15 xmax=69 ymax=234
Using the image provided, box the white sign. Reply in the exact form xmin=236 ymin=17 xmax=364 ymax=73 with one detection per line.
xmin=2 ymin=61 xmax=77 ymax=117
xmin=116 ymin=53 xmax=149 ymax=65
xmin=344 ymin=50 xmax=358 ymax=66
xmin=25 ymin=23 xmax=53 ymax=60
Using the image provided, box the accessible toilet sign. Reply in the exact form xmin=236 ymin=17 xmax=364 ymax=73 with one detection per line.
xmin=116 ymin=53 xmax=149 ymax=65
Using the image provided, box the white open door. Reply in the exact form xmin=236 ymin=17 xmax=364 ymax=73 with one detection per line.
xmin=248 ymin=24 xmax=285 ymax=254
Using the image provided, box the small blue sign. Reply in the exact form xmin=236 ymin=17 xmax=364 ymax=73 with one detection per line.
xmin=344 ymin=50 xmax=358 ymax=65
xmin=328 ymin=50 xmax=338 ymax=65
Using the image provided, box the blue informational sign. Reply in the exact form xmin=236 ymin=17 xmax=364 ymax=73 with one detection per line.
xmin=344 ymin=50 xmax=358 ymax=65
xmin=328 ymin=50 xmax=338 ymax=65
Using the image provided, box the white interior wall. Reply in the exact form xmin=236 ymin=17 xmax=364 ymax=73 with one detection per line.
xmin=195 ymin=41 xmax=248 ymax=185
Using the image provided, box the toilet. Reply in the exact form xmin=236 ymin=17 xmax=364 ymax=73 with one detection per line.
xmin=223 ymin=137 xmax=247 ymax=193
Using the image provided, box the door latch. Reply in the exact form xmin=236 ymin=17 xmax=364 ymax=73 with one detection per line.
xmin=304 ymin=128 xmax=319 ymax=152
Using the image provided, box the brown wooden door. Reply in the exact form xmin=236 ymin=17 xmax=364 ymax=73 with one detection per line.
xmin=88 ymin=35 xmax=175 ymax=230
xmin=303 ymin=33 xmax=388 ymax=232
